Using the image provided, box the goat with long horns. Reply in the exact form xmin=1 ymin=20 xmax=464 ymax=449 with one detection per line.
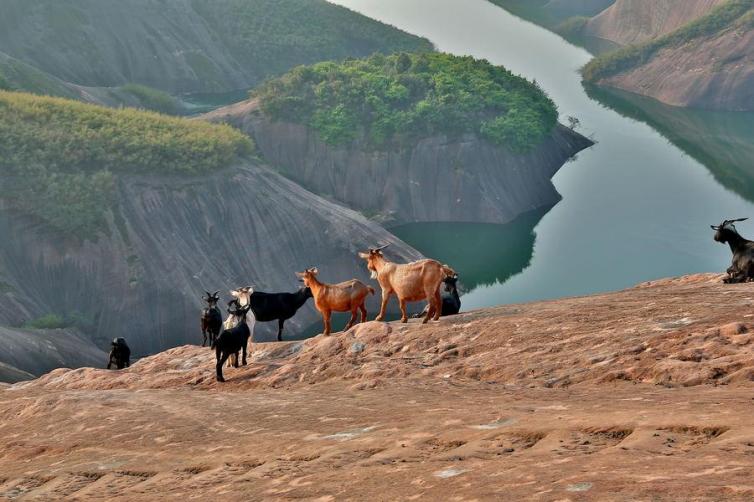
xmin=711 ymin=218 xmax=754 ymax=283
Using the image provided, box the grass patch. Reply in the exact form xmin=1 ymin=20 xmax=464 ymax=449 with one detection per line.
xmin=256 ymin=52 xmax=558 ymax=152
xmin=0 ymin=91 xmax=252 ymax=236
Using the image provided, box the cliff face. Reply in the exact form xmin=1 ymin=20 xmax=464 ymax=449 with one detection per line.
xmin=584 ymin=0 xmax=727 ymax=45
xmin=0 ymin=163 xmax=422 ymax=361
xmin=204 ymin=101 xmax=593 ymax=226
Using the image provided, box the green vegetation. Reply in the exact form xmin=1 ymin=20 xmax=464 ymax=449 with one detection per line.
xmin=23 ymin=314 xmax=70 ymax=330
xmin=583 ymin=0 xmax=754 ymax=82
xmin=22 ymin=311 xmax=94 ymax=330
xmin=0 ymin=91 xmax=252 ymax=236
xmin=119 ymin=84 xmax=180 ymax=115
xmin=256 ymin=53 xmax=558 ymax=152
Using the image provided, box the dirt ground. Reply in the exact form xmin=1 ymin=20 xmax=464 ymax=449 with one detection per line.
xmin=1 ymin=274 xmax=754 ymax=500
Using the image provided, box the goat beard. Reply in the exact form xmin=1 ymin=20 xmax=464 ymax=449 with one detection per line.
xmin=370 ymin=270 xmax=378 ymax=280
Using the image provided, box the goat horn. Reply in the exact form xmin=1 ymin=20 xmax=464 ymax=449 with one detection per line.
xmin=375 ymin=243 xmax=390 ymax=251
xmin=732 ymin=218 xmax=749 ymax=222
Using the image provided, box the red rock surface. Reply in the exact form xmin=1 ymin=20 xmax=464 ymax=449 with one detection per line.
xmin=2 ymin=274 xmax=754 ymax=500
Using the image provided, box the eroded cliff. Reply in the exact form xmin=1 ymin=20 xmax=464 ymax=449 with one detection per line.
xmin=0 ymin=163 xmax=422 ymax=366
xmin=204 ymin=101 xmax=593 ymax=226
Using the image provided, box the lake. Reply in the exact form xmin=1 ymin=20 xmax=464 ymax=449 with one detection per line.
xmin=329 ymin=0 xmax=754 ymax=309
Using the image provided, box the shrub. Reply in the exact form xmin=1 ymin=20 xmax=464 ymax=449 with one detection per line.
xmin=23 ymin=314 xmax=71 ymax=330
xmin=255 ymin=52 xmax=558 ymax=152
xmin=0 ymin=91 xmax=252 ymax=236
xmin=119 ymin=83 xmax=181 ymax=115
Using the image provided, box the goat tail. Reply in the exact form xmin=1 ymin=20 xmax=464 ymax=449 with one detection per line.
xmin=367 ymin=286 xmax=375 ymax=296
xmin=441 ymin=264 xmax=457 ymax=278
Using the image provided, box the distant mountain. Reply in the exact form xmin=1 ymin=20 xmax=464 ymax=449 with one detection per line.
xmin=584 ymin=0 xmax=727 ymax=45
xmin=583 ymin=0 xmax=754 ymax=111
xmin=0 ymin=0 xmax=432 ymax=103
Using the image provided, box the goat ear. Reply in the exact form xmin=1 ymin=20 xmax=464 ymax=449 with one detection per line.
xmin=358 ymin=252 xmax=370 ymax=259
xmin=311 ymin=267 xmax=319 ymax=275
xmin=295 ymin=271 xmax=305 ymax=278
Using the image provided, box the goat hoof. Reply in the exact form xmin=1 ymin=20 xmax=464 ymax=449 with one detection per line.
xmin=401 ymin=318 xmax=408 ymax=324
xmin=217 ymin=377 xmax=225 ymax=383
xmin=375 ymin=316 xmax=385 ymax=322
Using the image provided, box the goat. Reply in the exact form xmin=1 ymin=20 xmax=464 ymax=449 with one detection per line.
xmin=415 ymin=273 xmax=461 ymax=318
xmin=107 ymin=337 xmax=131 ymax=370
xmin=200 ymin=290 xmax=222 ymax=347
xmin=248 ymin=287 xmax=313 ymax=341
xmin=296 ymin=268 xmax=374 ymax=336
xmin=221 ymin=286 xmax=255 ymax=367
xmin=214 ymin=304 xmax=252 ymax=382
xmin=359 ymin=244 xmax=456 ymax=324
xmin=712 ymin=218 xmax=754 ymax=283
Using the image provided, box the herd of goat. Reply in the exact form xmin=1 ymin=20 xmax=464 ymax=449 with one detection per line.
xmin=106 ymin=220 xmax=754 ymax=381
xmin=201 ymin=245 xmax=460 ymax=381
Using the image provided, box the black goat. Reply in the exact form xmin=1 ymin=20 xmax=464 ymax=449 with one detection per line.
xmin=200 ymin=291 xmax=223 ymax=347
xmin=107 ymin=337 xmax=131 ymax=370
xmin=215 ymin=304 xmax=252 ymax=382
xmin=414 ymin=274 xmax=461 ymax=318
xmin=249 ymin=287 xmax=313 ymax=341
xmin=712 ymin=218 xmax=754 ymax=283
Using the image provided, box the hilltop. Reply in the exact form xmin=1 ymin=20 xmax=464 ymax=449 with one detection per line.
xmin=2 ymin=274 xmax=754 ymax=499
xmin=204 ymin=53 xmax=592 ymax=226
xmin=0 ymin=0 xmax=432 ymax=108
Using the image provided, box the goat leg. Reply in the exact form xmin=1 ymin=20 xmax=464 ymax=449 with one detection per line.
xmin=241 ymin=341 xmax=248 ymax=366
xmin=277 ymin=319 xmax=284 ymax=342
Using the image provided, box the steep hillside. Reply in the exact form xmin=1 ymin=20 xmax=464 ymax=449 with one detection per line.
xmin=204 ymin=54 xmax=593 ymax=225
xmin=0 ymin=92 xmax=422 ymax=369
xmin=0 ymin=0 xmax=431 ymax=97
xmin=2 ymin=275 xmax=754 ymax=499
xmin=583 ymin=0 xmax=754 ymax=111
xmin=584 ymin=0 xmax=728 ymax=45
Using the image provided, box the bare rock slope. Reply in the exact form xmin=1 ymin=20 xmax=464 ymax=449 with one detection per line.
xmin=583 ymin=0 xmax=754 ymax=111
xmin=584 ymin=0 xmax=727 ymax=45
xmin=0 ymin=163 xmax=421 ymax=361
xmin=204 ymin=100 xmax=593 ymax=225
xmin=2 ymin=274 xmax=754 ymax=500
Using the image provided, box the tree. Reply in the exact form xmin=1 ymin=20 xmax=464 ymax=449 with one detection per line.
xmin=567 ymin=115 xmax=581 ymax=131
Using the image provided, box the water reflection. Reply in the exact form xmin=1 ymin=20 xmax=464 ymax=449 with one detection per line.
xmin=586 ymin=85 xmax=754 ymax=204
xmin=390 ymin=208 xmax=547 ymax=291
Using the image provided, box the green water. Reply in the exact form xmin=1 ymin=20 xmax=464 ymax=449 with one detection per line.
xmin=329 ymin=0 xmax=754 ymax=310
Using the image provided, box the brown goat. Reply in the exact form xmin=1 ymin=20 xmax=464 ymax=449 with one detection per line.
xmin=359 ymin=245 xmax=455 ymax=324
xmin=296 ymin=268 xmax=374 ymax=336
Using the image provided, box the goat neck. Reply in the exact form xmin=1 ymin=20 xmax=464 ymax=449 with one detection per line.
xmin=726 ymin=231 xmax=751 ymax=254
